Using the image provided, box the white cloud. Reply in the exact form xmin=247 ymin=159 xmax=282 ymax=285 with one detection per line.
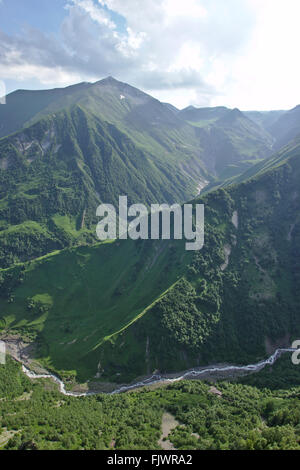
xmin=69 ymin=0 xmax=116 ymax=28
xmin=163 ymin=0 xmax=207 ymax=20
xmin=0 ymin=62 xmax=86 ymax=86
xmin=1 ymin=0 xmax=300 ymax=110
xmin=211 ymin=0 xmax=300 ymax=109
xmin=116 ymin=28 xmax=147 ymax=57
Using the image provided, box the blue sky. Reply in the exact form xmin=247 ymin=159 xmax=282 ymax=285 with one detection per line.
xmin=0 ymin=0 xmax=124 ymax=34
xmin=0 ymin=0 xmax=300 ymax=110
xmin=0 ymin=0 xmax=127 ymax=94
xmin=0 ymin=0 xmax=67 ymax=92
xmin=0 ymin=0 xmax=66 ymax=35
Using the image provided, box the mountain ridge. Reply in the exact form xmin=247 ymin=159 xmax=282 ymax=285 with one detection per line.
xmin=1 ymin=135 xmax=300 ymax=383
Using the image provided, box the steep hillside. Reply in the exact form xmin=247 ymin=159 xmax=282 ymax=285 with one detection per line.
xmin=205 ymin=134 xmax=300 ymax=192
xmin=0 ymin=238 xmax=192 ymax=381
xmin=0 ymin=77 xmax=284 ymax=270
xmin=0 ymin=77 xmax=208 ymax=184
xmin=244 ymin=110 xmax=285 ymax=131
xmin=179 ymin=106 xmax=230 ymax=126
xmin=98 ymin=154 xmax=300 ymax=382
xmin=1 ymin=142 xmax=300 ymax=384
xmin=0 ymin=78 xmax=280 ymax=195
xmin=268 ymin=105 xmax=300 ymax=151
xmin=0 ymin=104 xmax=199 ymax=268
xmin=191 ymin=108 xmax=274 ymax=176
xmin=0 ymin=82 xmax=93 ymax=139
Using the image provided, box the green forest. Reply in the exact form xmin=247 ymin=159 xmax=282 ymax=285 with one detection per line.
xmin=1 ymin=356 xmax=300 ymax=450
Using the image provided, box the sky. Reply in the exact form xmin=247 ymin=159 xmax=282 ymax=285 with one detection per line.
xmin=0 ymin=0 xmax=300 ymax=110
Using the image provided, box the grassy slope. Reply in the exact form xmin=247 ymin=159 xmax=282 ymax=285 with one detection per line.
xmin=2 ymin=77 xmax=209 ymax=185
xmin=268 ymin=105 xmax=300 ymax=150
xmin=83 ymin=145 xmax=300 ymax=381
xmin=0 ymin=80 xmax=281 ymax=272
xmin=204 ymin=134 xmax=300 ymax=193
xmin=179 ymin=107 xmax=274 ymax=177
xmin=1 ymin=143 xmax=300 ymax=383
xmin=0 ymin=104 xmax=200 ymax=268
xmin=0 ymin=82 xmax=92 ymax=139
xmin=0 ymin=238 xmax=192 ymax=381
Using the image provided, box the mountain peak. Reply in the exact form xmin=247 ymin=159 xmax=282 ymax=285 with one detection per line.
xmin=95 ymin=76 xmax=123 ymax=87
xmin=288 ymin=104 xmax=300 ymax=114
xmin=231 ymin=108 xmax=243 ymax=117
xmin=183 ymin=105 xmax=196 ymax=112
xmin=217 ymin=107 xmax=244 ymax=125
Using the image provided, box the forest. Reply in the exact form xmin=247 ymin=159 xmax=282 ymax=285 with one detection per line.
xmin=1 ymin=356 xmax=300 ymax=450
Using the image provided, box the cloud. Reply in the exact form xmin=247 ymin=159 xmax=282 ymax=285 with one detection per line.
xmin=3 ymin=0 xmax=298 ymax=109
xmin=66 ymin=0 xmax=256 ymax=104
xmin=213 ymin=0 xmax=300 ymax=110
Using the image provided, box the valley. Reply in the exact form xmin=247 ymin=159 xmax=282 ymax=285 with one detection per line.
xmin=11 ymin=345 xmax=298 ymax=396
xmin=1 ymin=77 xmax=300 ymax=451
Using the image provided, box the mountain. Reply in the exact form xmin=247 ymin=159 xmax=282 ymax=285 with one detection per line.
xmin=0 ymin=78 xmax=278 ymax=184
xmin=183 ymin=107 xmax=274 ymax=177
xmin=2 ymin=78 xmax=300 ymax=386
xmin=205 ymin=131 xmax=300 ymax=193
xmin=179 ymin=105 xmax=230 ymax=125
xmin=202 ymin=106 xmax=300 ymax=192
xmin=244 ymin=110 xmax=285 ymax=131
xmin=0 ymin=102 xmax=204 ymax=268
xmin=0 ymin=77 xmax=206 ymax=180
xmin=0 ymin=82 xmax=93 ymax=139
xmin=1 ymin=137 xmax=300 ymax=384
xmin=0 ymin=77 xmax=283 ymax=268
xmin=268 ymin=105 xmax=300 ymax=150
xmin=0 ymin=78 xmax=218 ymax=268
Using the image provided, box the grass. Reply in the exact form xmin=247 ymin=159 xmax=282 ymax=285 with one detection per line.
xmin=0 ymin=238 xmax=191 ymax=381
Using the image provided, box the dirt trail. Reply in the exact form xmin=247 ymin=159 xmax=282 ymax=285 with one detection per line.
xmin=158 ymin=413 xmax=179 ymax=450
xmin=0 ymin=429 xmax=19 ymax=448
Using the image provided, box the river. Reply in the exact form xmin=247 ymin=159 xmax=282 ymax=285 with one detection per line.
xmin=20 ymin=348 xmax=295 ymax=397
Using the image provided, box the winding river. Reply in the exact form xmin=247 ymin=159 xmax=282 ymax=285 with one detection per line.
xmin=21 ymin=348 xmax=296 ymax=397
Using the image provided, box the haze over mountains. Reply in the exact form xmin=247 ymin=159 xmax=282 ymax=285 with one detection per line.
xmin=1 ymin=77 xmax=300 ymax=385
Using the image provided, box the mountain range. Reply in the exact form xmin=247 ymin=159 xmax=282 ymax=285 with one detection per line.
xmin=1 ymin=77 xmax=300 ymax=386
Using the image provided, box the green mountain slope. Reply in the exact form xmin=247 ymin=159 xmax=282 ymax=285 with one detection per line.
xmin=0 ymin=82 xmax=92 ymax=139
xmin=1 ymin=77 xmax=208 ymax=183
xmin=179 ymin=105 xmax=230 ymax=126
xmin=0 ymin=77 xmax=283 ymax=269
xmin=1 ymin=141 xmax=300 ymax=383
xmin=0 ymin=238 xmax=192 ymax=381
xmin=98 ymin=152 xmax=300 ymax=381
xmin=0 ymin=103 xmax=201 ymax=268
xmin=0 ymin=78 xmax=279 ymax=195
xmin=180 ymin=106 xmax=274 ymax=177
xmin=205 ymin=133 xmax=300 ymax=193
xmin=244 ymin=110 xmax=285 ymax=131
xmin=268 ymin=105 xmax=300 ymax=150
